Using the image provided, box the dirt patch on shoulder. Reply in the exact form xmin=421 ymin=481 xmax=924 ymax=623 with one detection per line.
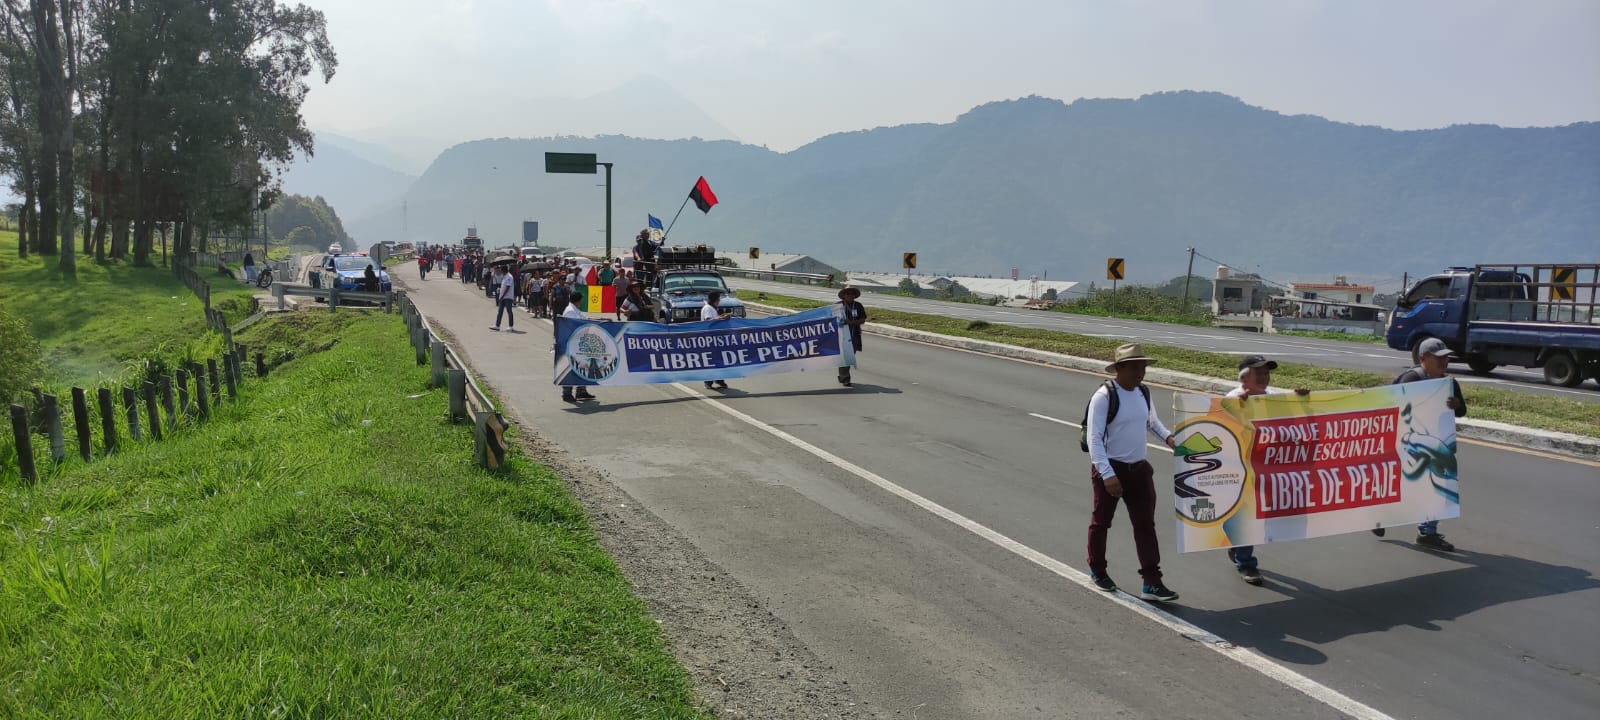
xmin=507 ymin=414 xmax=874 ymax=719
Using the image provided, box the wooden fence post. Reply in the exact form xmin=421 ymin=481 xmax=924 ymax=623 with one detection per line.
xmin=124 ymin=386 xmax=141 ymax=442
xmin=98 ymin=387 xmax=118 ymax=453
xmin=207 ymin=358 xmax=222 ymax=403
xmin=448 ymin=368 xmax=466 ymax=422
xmin=71 ymin=387 xmax=92 ymax=461
xmin=255 ymin=352 xmax=267 ymax=378
xmin=176 ymin=369 xmax=191 ymax=421
xmin=223 ymin=355 xmax=238 ymax=399
xmin=9 ymin=404 xmax=35 ymax=484
xmin=414 ymin=328 xmax=427 ymax=365
xmin=160 ymin=375 xmax=176 ymax=431
xmin=144 ymin=381 xmax=162 ymax=441
xmin=329 ymin=284 xmax=340 ymax=312
xmin=42 ymin=393 xmax=64 ymax=463
xmin=192 ymin=364 xmax=210 ymax=420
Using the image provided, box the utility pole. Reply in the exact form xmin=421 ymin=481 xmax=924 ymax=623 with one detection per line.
xmin=402 ymin=200 xmax=408 ymax=238
xmin=601 ymin=162 xmax=613 ymax=261
xmin=1182 ymin=246 xmax=1197 ymax=313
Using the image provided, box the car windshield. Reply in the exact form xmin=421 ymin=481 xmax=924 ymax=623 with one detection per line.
xmin=663 ymin=274 xmax=727 ymax=294
xmin=334 ymin=256 xmax=376 ymax=272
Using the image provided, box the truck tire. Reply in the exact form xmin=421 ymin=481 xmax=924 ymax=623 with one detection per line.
xmin=1465 ymin=354 xmax=1497 ymax=376
xmin=1409 ymin=336 xmax=1434 ymax=366
xmin=1542 ymin=351 xmax=1583 ymax=388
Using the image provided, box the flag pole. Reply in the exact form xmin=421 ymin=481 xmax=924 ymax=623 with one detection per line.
xmin=662 ymin=194 xmax=692 ymax=242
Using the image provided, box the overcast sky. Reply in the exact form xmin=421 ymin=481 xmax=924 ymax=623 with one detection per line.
xmin=304 ymin=0 xmax=1599 ymax=153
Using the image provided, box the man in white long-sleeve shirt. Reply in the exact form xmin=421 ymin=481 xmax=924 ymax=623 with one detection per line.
xmin=1086 ymin=344 xmax=1179 ymax=602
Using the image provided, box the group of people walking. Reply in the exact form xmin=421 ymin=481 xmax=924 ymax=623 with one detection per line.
xmin=1084 ymin=341 xmax=1466 ymax=603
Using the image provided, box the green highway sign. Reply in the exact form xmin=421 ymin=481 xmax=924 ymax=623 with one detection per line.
xmin=544 ymin=152 xmax=597 ymax=174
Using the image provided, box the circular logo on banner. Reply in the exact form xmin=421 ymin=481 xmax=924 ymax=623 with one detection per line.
xmin=1173 ymin=421 xmax=1248 ymax=525
xmin=566 ymin=324 xmax=620 ymax=382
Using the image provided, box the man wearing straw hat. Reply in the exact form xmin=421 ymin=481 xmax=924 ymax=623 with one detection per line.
xmin=1085 ymin=343 xmax=1180 ymax=602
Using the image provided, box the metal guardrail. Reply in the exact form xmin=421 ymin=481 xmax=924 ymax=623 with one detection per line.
xmin=270 ymin=283 xmax=396 ymax=313
xmin=393 ymin=292 xmax=507 ymax=469
xmin=721 ymin=267 xmax=837 ymax=287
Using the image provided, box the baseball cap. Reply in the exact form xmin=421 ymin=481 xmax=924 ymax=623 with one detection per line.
xmin=1417 ymin=337 xmax=1452 ymax=357
xmin=1238 ymin=355 xmax=1278 ymax=371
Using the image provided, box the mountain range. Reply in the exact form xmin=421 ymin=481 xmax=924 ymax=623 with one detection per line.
xmin=297 ymin=91 xmax=1597 ymax=285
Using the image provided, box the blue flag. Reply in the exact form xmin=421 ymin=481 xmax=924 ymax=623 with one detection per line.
xmin=648 ymin=214 xmax=664 ymax=230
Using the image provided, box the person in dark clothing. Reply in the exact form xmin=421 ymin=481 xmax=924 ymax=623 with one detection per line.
xmin=620 ymin=281 xmax=655 ymax=321
xmin=836 ymin=286 xmax=867 ymax=386
xmin=361 ymin=264 xmax=380 ymax=292
xmin=1373 ymin=337 xmax=1466 ymax=551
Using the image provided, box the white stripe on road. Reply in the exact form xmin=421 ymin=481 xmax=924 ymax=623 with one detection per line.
xmin=675 ymin=383 xmax=1396 ymax=720
xmin=1030 ymin=412 xmax=1173 ymax=454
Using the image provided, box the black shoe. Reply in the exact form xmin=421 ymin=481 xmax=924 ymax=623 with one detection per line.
xmin=1239 ymin=567 xmax=1263 ymax=586
xmin=1416 ymin=534 xmax=1455 ymax=551
xmin=704 ymin=382 xmax=714 ymax=389
xmin=715 ymin=380 xmax=729 ymax=389
xmin=1140 ymin=584 xmax=1179 ymax=602
xmin=1090 ymin=573 xmax=1117 ymax=592
xmin=1371 ymin=528 xmax=1386 ymax=538
xmin=561 ymin=395 xmax=577 ymax=404
xmin=575 ymin=392 xmax=596 ymax=401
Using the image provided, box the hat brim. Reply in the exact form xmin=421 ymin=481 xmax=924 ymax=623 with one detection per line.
xmin=1241 ymin=360 xmax=1279 ymax=370
xmin=1105 ymin=357 xmax=1157 ymax=373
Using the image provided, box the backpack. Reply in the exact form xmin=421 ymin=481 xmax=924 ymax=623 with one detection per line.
xmin=1079 ymin=380 xmax=1151 ymax=452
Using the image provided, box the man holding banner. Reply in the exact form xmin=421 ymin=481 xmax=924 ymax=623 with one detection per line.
xmin=701 ymin=291 xmax=733 ymax=390
xmin=1377 ymin=337 xmax=1467 ymax=551
xmin=1222 ymin=355 xmax=1309 ymax=585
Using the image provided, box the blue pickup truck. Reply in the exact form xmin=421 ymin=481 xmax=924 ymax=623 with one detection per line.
xmin=1385 ymin=264 xmax=1600 ymax=387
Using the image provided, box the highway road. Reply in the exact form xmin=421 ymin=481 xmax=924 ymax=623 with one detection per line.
xmin=397 ymin=263 xmax=1600 ymax=720
xmin=731 ymin=277 xmax=1600 ymax=403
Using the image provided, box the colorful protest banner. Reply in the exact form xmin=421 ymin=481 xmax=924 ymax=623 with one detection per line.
xmin=554 ymin=306 xmax=853 ymax=386
xmin=1171 ymin=379 xmax=1461 ymax=553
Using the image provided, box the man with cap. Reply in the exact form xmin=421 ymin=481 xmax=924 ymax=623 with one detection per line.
xmin=836 ymin=286 xmax=868 ymax=386
xmin=1086 ymin=344 xmax=1180 ymax=602
xmin=1223 ymin=355 xmax=1310 ymax=585
xmin=1374 ymin=337 xmax=1466 ymax=550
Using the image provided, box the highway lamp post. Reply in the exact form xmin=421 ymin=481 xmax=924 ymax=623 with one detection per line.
xmin=1182 ymin=246 xmax=1196 ymax=314
xmin=544 ymin=152 xmax=612 ymax=261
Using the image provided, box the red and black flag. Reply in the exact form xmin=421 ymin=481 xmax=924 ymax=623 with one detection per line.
xmin=689 ymin=176 xmax=719 ymax=213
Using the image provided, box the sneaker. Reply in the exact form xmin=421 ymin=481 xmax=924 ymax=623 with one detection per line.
xmin=1371 ymin=528 xmax=1386 ymax=538
xmin=1415 ymin=534 xmax=1456 ymax=551
xmin=490 ymin=326 xmax=500 ymax=331
xmin=1239 ymin=567 xmax=1264 ymax=586
xmin=1090 ymin=573 xmax=1117 ymax=592
xmin=704 ymin=381 xmax=715 ymax=389
xmin=561 ymin=395 xmax=577 ymax=404
xmin=575 ymin=391 xmax=596 ymax=401
xmin=715 ymin=380 xmax=729 ymax=389
xmin=1139 ymin=584 xmax=1179 ymax=602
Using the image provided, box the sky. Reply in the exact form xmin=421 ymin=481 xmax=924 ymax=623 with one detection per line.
xmin=298 ymin=0 xmax=1600 ymax=155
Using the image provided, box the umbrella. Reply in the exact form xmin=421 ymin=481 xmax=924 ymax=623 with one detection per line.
xmin=489 ymin=255 xmax=516 ymax=267
xmin=523 ymin=261 xmax=554 ymax=271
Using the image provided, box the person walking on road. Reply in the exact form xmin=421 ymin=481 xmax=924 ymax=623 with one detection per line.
xmin=836 ymin=286 xmax=867 ymax=387
xmin=701 ymin=290 xmax=732 ymax=390
xmin=1085 ymin=344 xmax=1180 ymax=602
xmin=560 ymin=295 xmax=597 ymax=403
xmin=1373 ymin=337 xmax=1466 ymax=551
xmin=243 ymin=252 xmax=257 ymax=284
xmin=491 ymin=266 xmax=516 ymax=331
xmin=621 ymin=280 xmax=655 ymax=322
xmin=1223 ymin=355 xmax=1310 ymax=585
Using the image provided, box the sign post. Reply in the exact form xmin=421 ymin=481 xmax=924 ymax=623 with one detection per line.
xmin=545 ymin=152 xmax=613 ymax=260
xmin=1107 ymin=258 xmax=1125 ymax=313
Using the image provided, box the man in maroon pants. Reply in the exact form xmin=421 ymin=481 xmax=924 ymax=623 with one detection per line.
xmin=1085 ymin=344 xmax=1180 ymax=602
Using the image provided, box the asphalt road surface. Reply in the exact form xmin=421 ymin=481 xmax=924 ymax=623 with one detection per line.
xmin=731 ymin=278 xmax=1600 ymax=403
xmin=398 ymin=263 xmax=1600 ymax=720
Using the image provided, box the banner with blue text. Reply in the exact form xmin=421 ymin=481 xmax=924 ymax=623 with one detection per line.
xmin=554 ymin=306 xmax=852 ymax=386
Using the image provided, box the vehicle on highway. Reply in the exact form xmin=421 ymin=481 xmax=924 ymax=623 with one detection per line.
xmin=462 ymin=226 xmax=484 ymax=250
xmin=324 ymin=254 xmax=393 ymax=299
xmin=650 ymin=245 xmax=746 ymax=323
xmin=1385 ymin=263 xmax=1599 ymax=387
xmin=519 ymin=246 xmax=541 ymax=258
xmin=328 ymin=242 xmax=342 ymax=254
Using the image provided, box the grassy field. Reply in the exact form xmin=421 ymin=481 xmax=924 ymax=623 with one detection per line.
xmin=0 ymin=231 xmax=262 ymax=387
xmin=739 ymin=290 xmax=1600 ymax=438
xmin=1275 ymin=329 xmax=1386 ymax=344
xmin=0 ymin=311 xmax=708 ymax=718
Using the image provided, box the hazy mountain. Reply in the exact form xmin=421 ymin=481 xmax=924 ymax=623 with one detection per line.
xmin=281 ymin=140 xmax=416 ymax=221
xmin=345 ymin=91 xmax=1599 ymax=284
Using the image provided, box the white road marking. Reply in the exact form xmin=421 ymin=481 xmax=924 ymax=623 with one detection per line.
xmin=1030 ymin=412 xmax=1172 ymax=453
xmin=675 ymin=383 xmax=1396 ymax=720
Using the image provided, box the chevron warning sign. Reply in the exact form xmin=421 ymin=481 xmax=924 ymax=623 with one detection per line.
xmin=1552 ymin=267 xmax=1576 ymax=301
xmin=1107 ymin=258 xmax=1125 ymax=281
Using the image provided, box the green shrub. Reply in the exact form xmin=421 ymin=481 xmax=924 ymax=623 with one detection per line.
xmin=0 ymin=305 xmax=43 ymax=404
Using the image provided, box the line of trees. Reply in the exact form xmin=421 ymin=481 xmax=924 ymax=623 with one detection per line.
xmin=0 ymin=0 xmax=335 ymax=276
